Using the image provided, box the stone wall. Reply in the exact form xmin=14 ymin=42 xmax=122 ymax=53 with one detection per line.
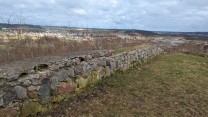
xmin=0 ymin=46 xmax=163 ymax=117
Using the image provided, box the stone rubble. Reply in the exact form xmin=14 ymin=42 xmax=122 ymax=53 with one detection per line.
xmin=0 ymin=47 xmax=163 ymax=116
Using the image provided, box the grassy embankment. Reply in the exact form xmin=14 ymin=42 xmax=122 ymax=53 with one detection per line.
xmin=42 ymin=53 xmax=208 ymax=117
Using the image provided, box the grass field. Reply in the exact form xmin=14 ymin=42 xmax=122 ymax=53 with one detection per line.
xmin=43 ymin=53 xmax=208 ymax=117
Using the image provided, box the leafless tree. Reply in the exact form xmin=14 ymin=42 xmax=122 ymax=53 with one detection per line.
xmin=0 ymin=11 xmax=15 ymax=39
xmin=15 ymin=13 xmax=27 ymax=40
xmin=0 ymin=11 xmax=15 ymax=25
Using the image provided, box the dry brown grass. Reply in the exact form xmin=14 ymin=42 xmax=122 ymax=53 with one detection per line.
xmin=0 ymin=36 xmax=145 ymax=63
xmin=164 ymin=41 xmax=208 ymax=57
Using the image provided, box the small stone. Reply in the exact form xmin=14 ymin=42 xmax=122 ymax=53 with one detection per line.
xmin=0 ymin=77 xmax=5 ymax=86
xmin=39 ymin=70 xmax=51 ymax=79
xmin=90 ymin=62 xmax=97 ymax=71
xmin=32 ymin=78 xmax=42 ymax=86
xmin=57 ymin=81 xmax=77 ymax=95
xmin=85 ymin=55 xmax=92 ymax=61
xmin=68 ymin=68 xmax=75 ymax=77
xmin=82 ymin=62 xmax=91 ymax=73
xmin=27 ymin=85 xmax=41 ymax=92
xmin=97 ymin=67 xmax=105 ymax=79
xmin=14 ymin=86 xmax=27 ymax=99
xmin=104 ymin=67 xmax=111 ymax=77
xmin=75 ymin=76 xmax=88 ymax=89
xmin=96 ymin=60 xmax=107 ymax=67
xmin=30 ymin=74 xmax=40 ymax=79
xmin=6 ymin=81 xmax=20 ymax=86
xmin=3 ymin=91 xmax=16 ymax=106
xmin=107 ymin=61 xmax=117 ymax=69
xmin=50 ymin=64 xmax=60 ymax=71
xmin=56 ymin=70 xmax=70 ymax=82
xmin=7 ymin=74 xmax=19 ymax=82
xmin=50 ymin=76 xmax=59 ymax=90
xmin=0 ymin=108 xmax=18 ymax=117
xmin=23 ymin=80 xmax=32 ymax=87
xmin=28 ymin=91 xmax=38 ymax=99
xmin=0 ymin=90 xmax=4 ymax=106
xmin=39 ymin=78 xmax=51 ymax=104
xmin=74 ymin=65 xmax=83 ymax=75
xmin=66 ymin=60 xmax=73 ymax=67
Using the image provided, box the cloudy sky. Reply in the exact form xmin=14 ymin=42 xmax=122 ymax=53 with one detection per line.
xmin=0 ymin=0 xmax=208 ymax=32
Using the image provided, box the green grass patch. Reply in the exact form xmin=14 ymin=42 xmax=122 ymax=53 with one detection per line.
xmin=42 ymin=53 xmax=208 ymax=117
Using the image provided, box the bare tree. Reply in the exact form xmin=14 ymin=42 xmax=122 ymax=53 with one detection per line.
xmin=0 ymin=11 xmax=15 ymax=25
xmin=15 ymin=13 xmax=27 ymax=40
xmin=0 ymin=11 xmax=15 ymax=39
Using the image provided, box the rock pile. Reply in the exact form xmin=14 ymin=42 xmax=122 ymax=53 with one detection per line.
xmin=0 ymin=46 xmax=163 ymax=116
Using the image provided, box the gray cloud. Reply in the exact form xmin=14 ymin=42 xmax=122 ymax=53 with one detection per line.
xmin=0 ymin=0 xmax=208 ymax=31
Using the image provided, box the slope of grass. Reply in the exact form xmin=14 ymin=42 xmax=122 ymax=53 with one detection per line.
xmin=42 ymin=53 xmax=208 ymax=117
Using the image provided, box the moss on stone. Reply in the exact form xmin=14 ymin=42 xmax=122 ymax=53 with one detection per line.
xmin=52 ymin=95 xmax=65 ymax=103
xmin=75 ymin=76 xmax=88 ymax=89
xmin=20 ymin=102 xmax=43 ymax=117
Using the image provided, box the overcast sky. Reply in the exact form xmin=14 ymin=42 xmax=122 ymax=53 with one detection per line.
xmin=0 ymin=0 xmax=208 ymax=32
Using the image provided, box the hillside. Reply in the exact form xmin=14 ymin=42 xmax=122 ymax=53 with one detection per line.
xmin=41 ymin=53 xmax=208 ymax=117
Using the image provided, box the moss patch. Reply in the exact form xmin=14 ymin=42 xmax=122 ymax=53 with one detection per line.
xmin=20 ymin=102 xmax=43 ymax=117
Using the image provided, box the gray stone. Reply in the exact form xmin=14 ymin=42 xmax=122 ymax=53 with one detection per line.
xmin=0 ymin=90 xmax=4 ymax=106
xmin=27 ymin=85 xmax=41 ymax=92
xmin=74 ymin=65 xmax=82 ymax=75
xmin=23 ymin=80 xmax=32 ymax=87
xmin=68 ymin=68 xmax=75 ymax=77
xmin=7 ymin=74 xmax=19 ymax=82
xmin=6 ymin=81 xmax=21 ymax=86
xmin=39 ymin=78 xmax=51 ymax=104
xmin=90 ymin=62 xmax=97 ymax=71
xmin=56 ymin=70 xmax=70 ymax=82
xmin=0 ymin=78 xmax=5 ymax=86
xmin=3 ymin=90 xmax=16 ymax=106
xmin=85 ymin=55 xmax=92 ymax=61
xmin=107 ymin=61 xmax=117 ymax=69
xmin=82 ymin=62 xmax=91 ymax=73
xmin=72 ymin=58 xmax=80 ymax=65
xmin=66 ymin=60 xmax=73 ymax=67
xmin=96 ymin=60 xmax=107 ymax=67
xmin=100 ymin=52 xmax=105 ymax=57
xmin=14 ymin=86 xmax=27 ymax=99
xmin=39 ymin=70 xmax=52 ymax=78
xmin=50 ymin=64 xmax=60 ymax=71
xmin=18 ymin=76 xmax=31 ymax=83
xmin=92 ymin=52 xmax=101 ymax=58
xmin=30 ymin=74 xmax=40 ymax=79
xmin=50 ymin=76 xmax=59 ymax=90
xmin=32 ymin=78 xmax=42 ymax=86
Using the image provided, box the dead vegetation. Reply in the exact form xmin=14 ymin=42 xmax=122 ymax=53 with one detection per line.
xmin=0 ymin=36 xmax=146 ymax=63
xmin=164 ymin=40 xmax=208 ymax=57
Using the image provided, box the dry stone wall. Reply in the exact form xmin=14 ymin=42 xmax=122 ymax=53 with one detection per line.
xmin=0 ymin=46 xmax=163 ymax=116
